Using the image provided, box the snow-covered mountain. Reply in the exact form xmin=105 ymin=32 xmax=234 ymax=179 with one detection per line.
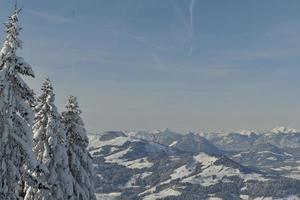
xmin=196 ymin=127 xmax=300 ymax=181
xmin=257 ymin=127 xmax=300 ymax=149
xmin=129 ymin=129 xmax=223 ymax=155
xmin=199 ymin=130 xmax=260 ymax=152
xmin=89 ymin=131 xmax=300 ymax=200
xmin=197 ymin=126 xmax=300 ymax=150
xmin=270 ymin=126 xmax=300 ymax=134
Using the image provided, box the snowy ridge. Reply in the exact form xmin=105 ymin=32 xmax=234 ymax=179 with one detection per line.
xmin=198 ymin=126 xmax=300 ymax=138
xmin=270 ymin=126 xmax=300 ymax=134
xmin=235 ymin=129 xmax=260 ymax=136
xmin=90 ymin=131 xmax=300 ymax=200
xmin=183 ymin=153 xmax=268 ymax=186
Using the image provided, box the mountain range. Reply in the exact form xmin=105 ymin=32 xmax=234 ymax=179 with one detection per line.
xmin=89 ymin=127 xmax=300 ymax=200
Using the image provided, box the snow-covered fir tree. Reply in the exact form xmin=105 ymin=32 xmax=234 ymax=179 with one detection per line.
xmin=0 ymin=7 xmax=39 ymax=200
xmin=62 ymin=96 xmax=96 ymax=200
xmin=24 ymin=79 xmax=73 ymax=200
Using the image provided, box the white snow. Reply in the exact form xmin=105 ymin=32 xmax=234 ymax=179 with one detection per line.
xmin=0 ymin=8 xmax=41 ymax=199
xmin=96 ymin=192 xmax=121 ymax=200
xmin=142 ymin=188 xmax=181 ymax=200
xmin=140 ymin=172 xmax=153 ymax=179
xmin=122 ymin=158 xmax=153 ymax=169
xmin=88 ymin=135 xmax=103 ymax=149
xmin=105 ymin=149 xmax=153 ymax=169
xmin=182 ymin=153 xmax=268 ymax=186
xmin=270 ymin=126 xmax=300 ymax=134
xmin=283 ymin=195 xmax=300 ymax=200
xmin=257 ymin=151 xmax=284 ymax=157
xmin=169 ymin=140 xmax=178 ymax=147
xmin=169 ymin=156 xmax=180 ymax=161
xmin=110 ymin=147 xmax=120 ymax=153
xmin=207 ymin=197 xmax=223 ymax=200
xmin=246 ymin=194 xmax=297 ymax=200
xmin=193 ymin=153 xmax=218 ymax=168
xmin=124 ymin=176 xmax=140 ymax=188
xmin=183 ymin=164 xmax=239 ymax=186
xmin=26 ymin=79 xmax=74 ymax=200
xmin=139 ymin=186 xmax=157 ymax=197
xmin=253 ymin=197 xmax=273 ymax=200
xmin=284 ymin=152 xmax=294 ymax=157
xmin=233 ymin=153 xmax=242 ymax=158
xmin=266 ymin=156 xmax=277 ymax=161
xmin=160 ymin=164 xmax=194 ymax=185
xmin=170 ymin=165 xmax=193 ymax=180
xmin=105 ymin=148 xmax=132 ymax=164
xmin=284 ymin=173 xmax=300 ymax=180
xmin=235 ymin=129 xmax=259 ymax=136
xmin=98 ymin=136 xmax=137 ymax=147
xmin=62 ymin=96 xmax=97 ymax=199
xmin=124 ymin=172 xmax=153 ymax=188
xmin=240 ymin=194 xmax=250 ymax=200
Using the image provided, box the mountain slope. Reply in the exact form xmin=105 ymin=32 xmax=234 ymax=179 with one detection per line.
xmin=130 ymin=129 xmax=222 ymax=155
xmin=89 ymin=131 xmax=300 ymax=200
xmin=197 ymin=127 xmax=300 ymax=181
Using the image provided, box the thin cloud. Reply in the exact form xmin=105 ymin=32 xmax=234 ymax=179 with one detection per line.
xmin=130 ymin=35 xmax=175 ymax=51
xmin=170 ymin=0 xmax=196 ymax=55
xmin=106 ymin=28 xmax=178 ymax=51
xmin=170 ymin=0 xmax=190 ymax=30
xmin=189 ymin=0 xmax=195 ymax=55
xmin=154 ymin=55 xmax=167 ymax=71
xmin=27 ymin=10 xmax=73 ymax=24
xmin=189 ymin=0 xmax=195 ymax=37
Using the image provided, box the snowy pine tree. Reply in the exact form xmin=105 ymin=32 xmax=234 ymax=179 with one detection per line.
xmin=24 ymin=79 xmax=73 ymax=200
xmin=62 ymin=96 xmax=96 ymax=200
xmin=0 ymin=7 xmax=38 ymax=200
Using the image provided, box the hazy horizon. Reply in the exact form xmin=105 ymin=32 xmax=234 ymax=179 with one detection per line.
xmin=1 ymin=0 xmax=300 ymax=133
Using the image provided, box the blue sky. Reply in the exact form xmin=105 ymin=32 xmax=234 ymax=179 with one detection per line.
xmin=1 ymin=0 xmax=300 ymax=133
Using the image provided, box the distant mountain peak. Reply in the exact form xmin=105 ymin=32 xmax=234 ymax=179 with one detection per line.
xmin=235 ymin=129 xmax=260 ymax=136
xmin=152 ymin=128 xmax=170 ymax=134
xmin=270 ymin=126 xmax=300 ymax=134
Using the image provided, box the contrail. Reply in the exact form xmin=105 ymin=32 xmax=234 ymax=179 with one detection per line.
xmin=170 ymin=0 xmax=196 ymax=55
xmin=189 ymin=0 xmax=195 ymax=55
xmin=189 ymin=0 xmax=195 ymax=35
xmin=154 ymin=55 xmax=165 ymax=71
xmin=170 ymin=0 xmax=189 ymax=30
